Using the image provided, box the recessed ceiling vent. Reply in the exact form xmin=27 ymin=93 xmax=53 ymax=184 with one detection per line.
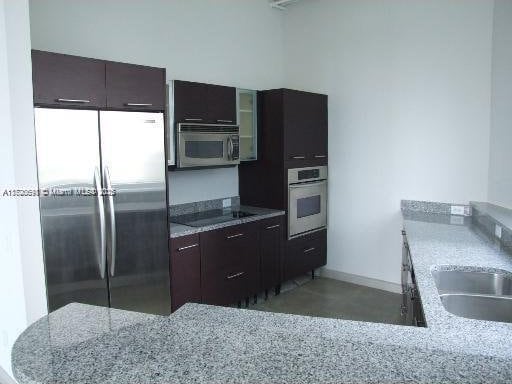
xmin=270 ymin=0 xmax=301 ymax=10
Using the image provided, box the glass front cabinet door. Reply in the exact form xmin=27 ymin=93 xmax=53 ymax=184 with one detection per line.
xmin=237 ymin=89 xmax=257 ymax=161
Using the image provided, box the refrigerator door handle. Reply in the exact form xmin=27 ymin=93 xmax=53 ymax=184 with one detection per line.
xmin=104 ymin=166 xmax=117 ymax=277
xmin=94 ymin=167 xmax=107 ymax=279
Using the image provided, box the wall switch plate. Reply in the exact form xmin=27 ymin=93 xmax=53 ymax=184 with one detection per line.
xmin=222 ymin=198 xmax=231 ymax=208
xmin=450 ymin=205 xmax=466 ymax=216
xmin=495 ymin=224 xmax=502 ymax=239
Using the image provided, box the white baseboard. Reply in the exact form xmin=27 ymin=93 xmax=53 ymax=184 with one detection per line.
xmin=319 ymin=268 xmax=402 ymax=294
xmin=0 ymin=366 xmax=16 ymax=384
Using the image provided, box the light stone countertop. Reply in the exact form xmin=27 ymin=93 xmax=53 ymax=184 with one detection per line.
xmin=169 ymin=205 xmax=285 ymax=238
xmin=11 ymin=210 xmax=512 ymax=383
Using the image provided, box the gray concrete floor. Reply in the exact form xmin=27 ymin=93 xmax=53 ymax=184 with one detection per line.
xmin=251 ymin=277 xmax=404 ymax=325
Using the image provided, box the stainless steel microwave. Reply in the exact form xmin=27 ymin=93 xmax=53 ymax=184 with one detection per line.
xmin=176 ymin=123 xmax=240 ymax=168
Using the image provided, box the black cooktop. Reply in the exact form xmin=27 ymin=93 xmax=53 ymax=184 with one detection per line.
xmin=171 ymin=209 xmax=256 ymax=227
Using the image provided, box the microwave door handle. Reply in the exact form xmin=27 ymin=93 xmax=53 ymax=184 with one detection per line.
xmin=227 ymin=136 xmax=234 ymax=160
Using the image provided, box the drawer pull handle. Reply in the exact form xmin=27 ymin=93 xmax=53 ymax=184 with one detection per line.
xmin=184 ymin=118 xmax=203 ymax=122
xmin=291 ymin=155 xmax=306 ymax=160
xmin=227 ymin=233 xmax=244 ymax=240
xmin=227 ymin=271 xmax=245 ymax=280
xmin=125 ymin=103 xmax=153 ymax=107
xmin=265 ymin=224 xmax=280 ymax=230
xmin=217 ymin=119 xmax=233 ymax=123
xmin=56 ymin=98 xmax=90 ymax=104
xmin=314 ymin=155 xmax=327 ymax=158
xmin=304 ymin=247 xmax=316 ymax=253
xmin=177 ymin=243 xmax=199 ymax=252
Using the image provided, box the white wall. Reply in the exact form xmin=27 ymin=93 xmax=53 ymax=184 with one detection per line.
xmin=29 ymin=0 xmax=285 ymax=205
xmin=283 ymin=0 xmax=493 ymax=284
xmin=489 ymin=0 xmax=512 ymax=209
xmin=0 ymin=0 xmax=47 ymax=379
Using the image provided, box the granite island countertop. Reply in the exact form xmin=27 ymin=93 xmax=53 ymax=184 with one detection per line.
xmin=169 ymin=205 xmax=285 ymax=239
xmin=12 ymin=209 xmax=512 ymax=383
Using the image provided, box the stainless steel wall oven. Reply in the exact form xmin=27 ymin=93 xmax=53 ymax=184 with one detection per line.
xmin=288 ymin=166 xmax=327 ymax=239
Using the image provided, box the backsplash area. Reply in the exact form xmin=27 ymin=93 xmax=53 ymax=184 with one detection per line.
xmin=169 ymin=196 xmax=240 ymax=217
xmin=168 ymin=167 xmax=239 ymax=205
xmin=401 ymin=199 xmax=512 ymax=254
xmin=401 ymin=200 xmax=472 ymax=216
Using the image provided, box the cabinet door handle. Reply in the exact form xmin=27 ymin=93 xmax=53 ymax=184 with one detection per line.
xmin=217 ymin=119 xmax=233 ymax=123
xmin=177 ymin=243 xmax=199 ymax=252
xmin=56 ymin=98 xmax=91 ymax=104
xmin=265 ymin=224 xmax=280 ymax=230
xmin=125 ymin=103 xmax=153 ymax=107
xmin=304 ymin=247 xmax=316 ymax=253
xmin=226 ymin=271 xmax=245 ymax=280
xmin=314 ymin=155 xmax=327 ymax=158
xmin=184 ymin=118 xmax=203 ymax=122
xmin=291 ymin=155 xmax=306 ymax=160
xmin=226 ymin=233 xmax=244 ymax=240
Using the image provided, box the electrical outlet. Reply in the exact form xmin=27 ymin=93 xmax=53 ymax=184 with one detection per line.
xmin=495 ymin=224 xmax=502 ymax=239
xmin=222 ymin=198 xmax=231 ymax=208
xmin=450 ymin=205 xmax=465 ymax=216
xmin=450 ymin=216 xmax=464 ymax=225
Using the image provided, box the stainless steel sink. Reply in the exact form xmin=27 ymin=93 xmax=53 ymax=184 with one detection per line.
xmin=433 ymin=269 xmax=512 ymax=323
xmin=432 ymin=270 xmax=512 ymax=295
xmin=440 ymin=294 xmax=512 ymax=323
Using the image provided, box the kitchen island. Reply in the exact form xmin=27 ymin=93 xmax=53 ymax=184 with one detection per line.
xmin=12 ymin=204 xmax=512 ymax=383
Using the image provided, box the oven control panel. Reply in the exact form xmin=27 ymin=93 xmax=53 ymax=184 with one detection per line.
xmin=288 ymin=166 xmax=328 ymax=185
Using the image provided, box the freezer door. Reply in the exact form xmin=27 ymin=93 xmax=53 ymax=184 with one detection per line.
xmin=99 ymin=111 xmax=171 ymax=315
xmin=34 ymin=108 xmax=109 ymax=312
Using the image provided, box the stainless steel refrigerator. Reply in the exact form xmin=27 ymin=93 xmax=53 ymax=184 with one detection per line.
xmin=34 ymin=108 xmax=171 ymax=315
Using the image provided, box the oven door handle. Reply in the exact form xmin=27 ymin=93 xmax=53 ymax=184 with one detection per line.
xmin=289 ymin=180 xmax=327 ymax=189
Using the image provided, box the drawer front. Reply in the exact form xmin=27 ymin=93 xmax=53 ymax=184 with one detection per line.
xmin=284 ymin=230 xmax=326 ymax=281
xmin=200 ymin=222 xmax=259 ymax=306
xmin=201 ymin=222 xmax=258 ymax=273
xmin=170 ymin=234 xmax=201 ymax=312
xmin=202 ymin=267 xmax=249 ymax=306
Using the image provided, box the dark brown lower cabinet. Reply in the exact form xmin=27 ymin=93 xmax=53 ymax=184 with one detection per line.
xmin=259 ymin=217 xmax=283 ymax=292
xmin=170 ymin=218 xmax=284 ymax=310
xmin=200 ymin=222 xmax=259 ymax=306
xmin=169 ymin=234 xmax=201 ymax=312
xmin=283 ymin=230 xmax=327 ymax=281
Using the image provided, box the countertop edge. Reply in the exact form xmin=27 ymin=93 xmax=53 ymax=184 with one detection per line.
xmin=169 ymin=209 xmax=285 ymax=239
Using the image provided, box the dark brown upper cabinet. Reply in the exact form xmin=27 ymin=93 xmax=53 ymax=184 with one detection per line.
xmin=106 ymin=62 xmax=165 ymax=111
xmin=173 ymin=80 xmax=236 ymax=124
xmin=31 ymin=50 xmax=106 ymax=108
xmin=239 ymin=88 xmax=328 ymax=209
xmin=206 ymin=84 xmax=237 ymax=124
xmin=283 ymin=89 xmax=328 ymax=165
xmin=173 ymin=80 xmax=208 ymax=123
